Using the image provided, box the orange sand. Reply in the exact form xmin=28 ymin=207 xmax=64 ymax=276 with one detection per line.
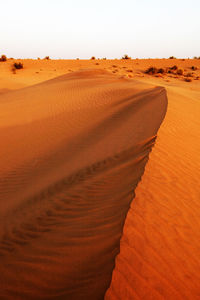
xmin=0 ymin=58 xmax=200 ymax=299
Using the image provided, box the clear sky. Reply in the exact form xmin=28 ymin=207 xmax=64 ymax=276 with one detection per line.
xmin=1 ymin=0 xmax=200 ymax=59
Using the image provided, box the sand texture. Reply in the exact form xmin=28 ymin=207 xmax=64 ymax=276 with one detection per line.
xmin=106 ymin=77 xmax=200 ymax=299
xmin=0 ymin=69 xmax=167 ymax=299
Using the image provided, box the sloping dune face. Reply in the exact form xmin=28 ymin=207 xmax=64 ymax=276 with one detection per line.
xmin=0 ymin=69 xmax=167 ymax=300
xmin=106 ymin=84 xmax=200 ymax=299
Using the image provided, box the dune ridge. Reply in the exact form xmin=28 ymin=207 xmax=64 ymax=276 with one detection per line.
xmin=106 ymin=79 xmax=200 ymax=299
xmin=0 ymin=69 xmax=167 ymax=299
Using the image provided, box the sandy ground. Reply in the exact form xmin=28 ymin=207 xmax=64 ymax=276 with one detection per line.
xmin=0 ymin=58 xmax=200 ymax=299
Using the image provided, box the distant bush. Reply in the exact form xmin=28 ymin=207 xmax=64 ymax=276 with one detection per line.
xmin=157 ymin=68 xmax=165 ymax=74
xmin=145 ymin=66 xmax=158 ymax=75
xmin=102 ymin=57 xmax=106 ymax=60
xmin=170 ymin=65 xmax=178 ymax=70
xmin=0 ymin=54 xmax=7 ymax=62
xmin=13 ymin=62 xmax=23 ymax=69
xmin=44 ymin=56 xmax=50 ymax=60
xmin=177 ymin=68 xmax=184 ymax=75
xmin=191 ymin=66 xmax=197 ymax=71
xmin=169 ymin=56 xmax=176 ymax=59
xmin=122 ymin=54 xmax=131 ymax=60
xmin=91 ymin=56 xmax=95 ymax=60
xmin=185 ymin=77 xmax=192 ymax=82
xmin=185 ymin=72 xmax=193 ymax=77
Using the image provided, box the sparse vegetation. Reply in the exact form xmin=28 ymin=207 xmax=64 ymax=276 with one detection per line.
xmin=145 ymin=67 xmax=158 ymax=75
xmin=0 ymin=54 xmax=7 ymax=62
xmin=185 ymin=72 xmax=193 ymax=77
xmin=44 ymin=56 xmax=50 ymax=60
xmin=157 ymin=68 xmax=165 ymax=74
xmin=176 ymin=68 xmax=184 ymax=75
xmin=169 ymin=56 xmax=176 ymax=59
xmin=170 ymin=65 xmax=178 ymax=70
xmin=91 ymin=56 xmax=95 ymax=60
xmin=122 ymin=54 xmax=131 ymax=60
xmin=13 ymin=62 xmax=23 ymax=69
xmin=191 ymin=66 xmax=197 ymax=71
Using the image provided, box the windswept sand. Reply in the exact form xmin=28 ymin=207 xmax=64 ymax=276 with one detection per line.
xmin=0 ymin=58 xmax=200 ymax=299
xmin=0 ymin=68 xmax=167 ymax=299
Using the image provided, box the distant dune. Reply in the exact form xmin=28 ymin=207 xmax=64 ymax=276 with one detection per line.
xmin=0 ymin=69 xmax=167 ymax=299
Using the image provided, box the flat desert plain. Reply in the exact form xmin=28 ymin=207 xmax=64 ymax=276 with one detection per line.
xmin=0 ymin=58 xmax=200 ymax=300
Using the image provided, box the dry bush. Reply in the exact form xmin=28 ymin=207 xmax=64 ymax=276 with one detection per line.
xmin=177 ymin=68 xmax=184 ymax=75
xmin=0 ymin=54 xmax=7 ymax=62
xmin=145 ymin=67 xmax=158 ymax=75
xmin=44 ymin=56 xmax=50 ymax=60
xmin=13 ymin=62 xmax=23 ymax=69
xmin=169 ymin=56 xmax=176 ymax=59
xmin=157 ymin=68 xmax=165 ymax=74
xmin=122 ymin=54 xmax=131 ymax=60
xmin=185 ymin=72 xmax=193 ymax=77
xmin=170 ymin=65 xmax=178 ymax=70
xmin=91 ymin=56 xmax=95 ymax=60
xmin=191 ymin=66 xmax=197 ymax=71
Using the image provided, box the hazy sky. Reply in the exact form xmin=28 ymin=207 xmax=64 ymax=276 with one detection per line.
xmin=1 ymin=0 xmax=200 ymax=59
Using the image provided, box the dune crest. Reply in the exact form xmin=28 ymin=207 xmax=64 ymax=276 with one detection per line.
xmin=0 ymin=70 xmax=167 ymax=299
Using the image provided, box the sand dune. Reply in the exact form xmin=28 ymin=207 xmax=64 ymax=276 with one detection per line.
xmin=106 ymin=79 xmax=200 ymax=299
xmin=0 ymin=69 xmax=167 ymax=299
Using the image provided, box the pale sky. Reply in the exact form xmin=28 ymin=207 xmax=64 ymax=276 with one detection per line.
xmin=1 ymin=0 xmax=200 ymax=59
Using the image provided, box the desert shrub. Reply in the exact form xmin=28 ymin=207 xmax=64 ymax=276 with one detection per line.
xmin=126 ymin=69 xmax=133 ymax=72
xmin=122 ymin=54 xmax=131 ymax=60
xmin=44 ymin=56 xmax=50 ymax=60
xmin=169 ymin=56 xmax=176 ymax=59
xmin=191 ymin=66 xmax=197 ymax=71
xmin=157 ymin=68 xmax=165 ymax=74
xmin=177 ymin=68 xmax=184 ymax=75
xmin=185 ymin=77 xmax=192 ymax=82
xmin=0 ymin=54 xmax=7 ymax=62
xmin=13 ymin=62 xmax=23 ymax=69
xmin=91 ymin=56 xmax=95 ymax=60
xmin=170 ymin=65 xmax=178 ymax=70
xmin=185 ymin=72 xmax=193 ymax=77
xmin=145 ymin=66 xmax=158 ymax=75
